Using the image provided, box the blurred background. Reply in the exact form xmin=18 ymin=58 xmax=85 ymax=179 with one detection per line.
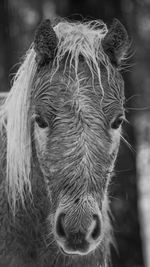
xmin=1 ymin=1 xmax=150 ymax=267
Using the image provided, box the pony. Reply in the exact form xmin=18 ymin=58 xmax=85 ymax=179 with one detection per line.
xmin=0 ymin=18 xmax=129 ymax=267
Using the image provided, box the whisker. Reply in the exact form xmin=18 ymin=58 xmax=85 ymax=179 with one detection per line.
xmin=115 ymin=168 xmax=134 ymax=173
xmin=122 ymin=117 xmax=131 ymax=125
xmin=47 ymin=239 xmax=56 ymax=247
xmin=54 ymin=251 xmax=61 ymax=267
xmin=125 ymin=94 xmax=141 ymax=103
xmin=120 ymin=134 xmax=136 ymax=153
xmin=126 ymin=105 xmax=150 ymax=111
xmin=109 ymin=196 xmax=121 ymax=201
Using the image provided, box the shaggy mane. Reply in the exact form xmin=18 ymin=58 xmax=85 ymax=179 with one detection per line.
xmin=0 ymin=20 xmax=116 ymax=212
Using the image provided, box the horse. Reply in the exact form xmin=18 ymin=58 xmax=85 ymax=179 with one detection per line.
xmin=0 ymin=18 xmax=129 ymax=267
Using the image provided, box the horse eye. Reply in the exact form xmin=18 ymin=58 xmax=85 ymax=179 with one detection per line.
xmin=35 ymin=115 xmax=48 ymax=128
xmin=111 ymin=115 xmax=124 ymax=129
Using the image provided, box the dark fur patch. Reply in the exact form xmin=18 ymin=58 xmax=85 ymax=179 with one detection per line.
xmin=34 ymin=19 xmax=58 ymax=67
xmin=103 ymin=19 xmax=129 ymax=66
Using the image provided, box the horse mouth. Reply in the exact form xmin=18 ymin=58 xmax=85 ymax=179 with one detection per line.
xmin=59 ymin=244 xmax=90 ymax=257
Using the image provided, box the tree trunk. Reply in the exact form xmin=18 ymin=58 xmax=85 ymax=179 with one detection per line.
xmin=136 ymin=114 xmax=150 ymax=267
xmin=128 ymin=1 xmax=150 ymax=266
xmin=0 ymin=0 xmax=12 ymax=92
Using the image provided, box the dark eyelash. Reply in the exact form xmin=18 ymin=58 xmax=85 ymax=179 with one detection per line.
xmin=111 ymin=115 xmax=124 ymax=129
xmin=35 ymin=115 xmax=48 ymax=128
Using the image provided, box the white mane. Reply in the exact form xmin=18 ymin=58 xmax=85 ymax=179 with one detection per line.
xmin=0 ymin=46 xmax=37 ymax=211
xmin=0 ymin=20 xmax=114 ymax=212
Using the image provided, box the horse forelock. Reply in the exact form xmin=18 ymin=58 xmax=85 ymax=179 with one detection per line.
xmin=53 ymin=21 xmax=110 ymax=95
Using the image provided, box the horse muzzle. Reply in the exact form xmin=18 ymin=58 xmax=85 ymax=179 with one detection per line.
xmin=54 ymin=197 xmax=103 ymax=256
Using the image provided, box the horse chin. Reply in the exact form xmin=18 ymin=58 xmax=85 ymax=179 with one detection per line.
xmin=51 ymin=244 xmax=106 ymax=267
xmin=56 ymin=236 xmax=102 ymax=257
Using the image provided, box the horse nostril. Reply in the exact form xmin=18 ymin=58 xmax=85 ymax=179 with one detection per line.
xmin=56 ymin=213 xmax=66 ymax=238
xmin=91 ymin=214 xmax=101 ymax=240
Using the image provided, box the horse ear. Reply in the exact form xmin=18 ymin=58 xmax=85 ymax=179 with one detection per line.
xmin=34 ymin=19 xmax=58 ymax=67
xmin=102 ymin=19 xmax=129 ymax=66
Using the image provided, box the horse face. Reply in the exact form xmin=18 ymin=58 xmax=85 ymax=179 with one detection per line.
xmin=31 ymin=59 xmax=125 ymax=255
xmin=28 ymin=19 xmax=128 ymax=257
